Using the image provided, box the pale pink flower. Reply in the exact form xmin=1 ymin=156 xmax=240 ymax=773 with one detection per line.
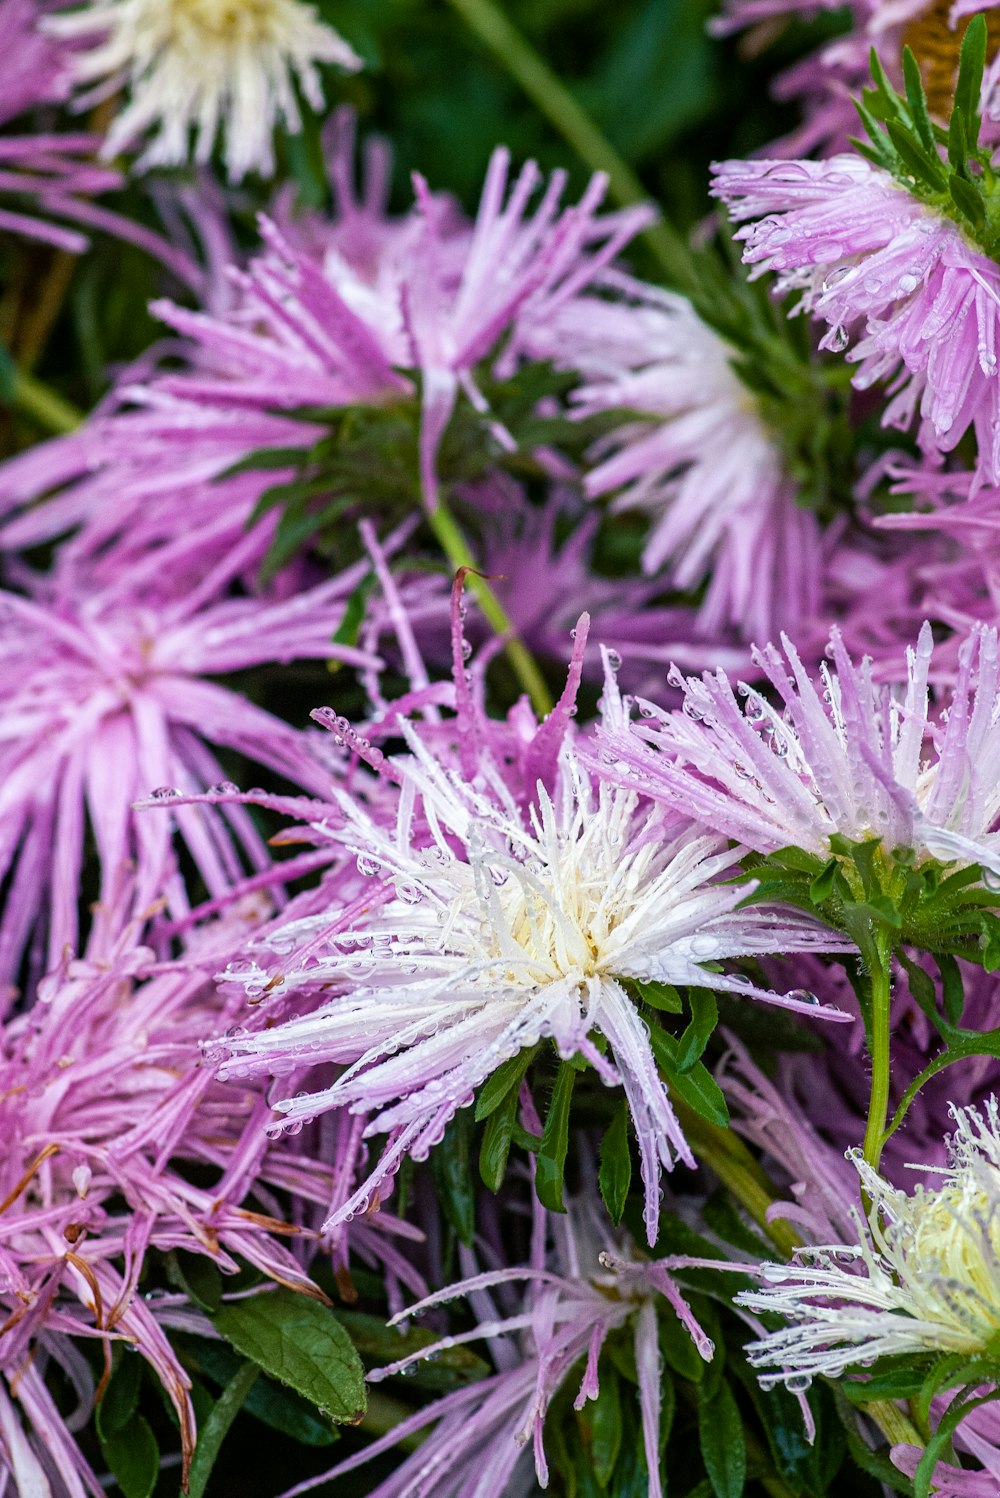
xmin=713 ymin=154 xmax=1000 ymax=489
xmin=520 ymin=282 xmax=821 ymax=639
xmin=598 ymin=620 xmax=1000 ymax=879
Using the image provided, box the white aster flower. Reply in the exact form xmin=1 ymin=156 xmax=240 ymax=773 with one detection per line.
xmin=738 ymin=1097 xmax=1000 ymax=1390
xmin=49 ymin=0 xmax=362 ymax=182
xmin=218 ymin=726 xmax=850 ymax=1244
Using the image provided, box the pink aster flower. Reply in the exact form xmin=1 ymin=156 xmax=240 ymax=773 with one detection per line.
xmin=598 ymin=620 xmax=1000 ymax=878
xmin=713 ymin=154 xmax=1000 ymax=489
xmin=212 ymin=615 xmax=850 ymax=1246
xmin=518 ymin=281 xmax=822 ymax=640
xmin=0 ymin=887 xmax=337 ymax=1494
xmin=0 ymin=544 xmax=379 ymax=993
xmin=0 ymin=144 xmax=652 ymax=549
xmin=280 ymin=1194 xmax=713 ymax=1498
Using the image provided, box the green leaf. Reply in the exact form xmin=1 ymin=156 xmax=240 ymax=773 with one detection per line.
xmin=97 ymin=1349 xmax=142 ymax=1442
xmin=331 ymin=571 xmax=375 ymax=649
xmin=580 ymin=1363 xmax=623 ymax=1487
xmin=649 ymin=1022 xmax=729 ymax=1127
xmin=980 ymin=911 xmax=1000 ymax=971
xmin=212 ymin=1288 xmax=366 ymax=1425
xmin=954 ymin=13 xmax=987 ymax=144
xmin=181 ymin=1336 xmax=338 ymax=1446
xmin=948 ymin=106 xmax=970 ymax=176
xmin=187 ymin=1361 xmax=260 ymax=1498
xmin=620 ymin=976 xmax=683 ymax=1013
xmin=886 ymin=121 xmax=948 ymax=191
xmin=938 ymin=952 xmax=965 ymax=1020
xmin=675 ymin=989 xmax=718 ymax=1073
xmin=100 ymin=1413 xmax=159 ymax=1498
xmin=698 ymin=1382 xmax=746 ymax=1498
xmin=832 ymin=1388 xmax=914 ymax=1493
xmin=431 ymin=1111 xmax=476 ymax=1247
xmin=950 ymin=169 xmax=986 ymax=228
xmin=902 ymin=46 xmax=937 ymax=152
xmin=599 ymin=1100 xmax=633 ymax=1226
xmin=166 ymin=1249 xmax=223 ymax=1315
xmin=480 ymin=1083 xmax=519 ymax=1192
xmin=535 ymin=1061 xmax=576 ymax=1212
xmin=809 ymin=858 xmax=838 ymax=903
xmin=475 ymin=1046 xmax=537 ymax=1121
xmin=335 ymin=1310 xmax=490 ymax=1391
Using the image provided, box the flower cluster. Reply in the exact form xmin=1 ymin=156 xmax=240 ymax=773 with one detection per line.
xmin=9 ymin=7 xmax=1000 ymax=1496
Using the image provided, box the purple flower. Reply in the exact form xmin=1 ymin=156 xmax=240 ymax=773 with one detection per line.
xmin=597 ymin=620 xmax=1000 ymax=878
xmin=520 ymin=284 xmax=822 ymax=639
xmin=279 ymin=1196 xmax=713 ymax=1498
xmin=0 ymin=550 xmax=379 ymax=991
xmin=0 ymin=891 xmax=334 ymax=1493
xmin=713 ymin=154 xmax=1000 ymax=488
xmin=0 ymin=145 xmax=653 ymax=551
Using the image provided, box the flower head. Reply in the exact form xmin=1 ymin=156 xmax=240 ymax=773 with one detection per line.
xmin=598 ymin=620 xmax=1000 ymax=878
xmin=0 ymin=549 xmax=378 ymax=991
xmin=520 ymin=284 xmax=822 ymax=640
xmin=282 ymin=1195 xmax=713 ymax=1498
xmin=713 ymin=153 xmax=1000 ymax=489
xmin=48 ymin=0 xmax=362 ymax=181
xmin=736 ymin=1096 xmax=1000 ymax=1385
xmin=216 ymin=620 xmax=849 ymax=1245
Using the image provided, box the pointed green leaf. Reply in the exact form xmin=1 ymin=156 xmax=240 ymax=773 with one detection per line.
xmin=480 ymin=1083 xmax=518 ymax=1190
xmin=903 ymin=46 xmax=937 ymax=152
xmin=698 ymin=1381 xmax=746 ymax=1498
xmin=954 ymin=13 xmax=988 ymax=144
xmin=100 ymin=1414 xmax=159 ymax=1498
xmin=886 ymin=121 xmax=948 ymax=189
xmin=475 ymin=1046 xmax=537 ymax=1121
xmin=535 ymin=1061 xmax=576 ymax=1212
xmin=599 ymin=1100 xmax=632 ymax=1226
xmin=948 ymin=106 xmax=970 ymax=175
xmin=431 ymin=1112 xmax=476 ymax=1248
xmin=620 ymin=976 xmax=683 ymax=1013
xmin=187 ymin=1362 xmax=260 ymax=1498
xmin=675 ymin=989 xmax=718 ymax=1073
xmin=211 ymin=1288 xmax=366 ymax=1425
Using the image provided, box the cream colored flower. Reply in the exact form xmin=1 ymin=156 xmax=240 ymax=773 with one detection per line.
xmin=738 ymin=1099 xmax=1000 ymax=1391
xmin=49 ymin=0 xmax=362 ymax=181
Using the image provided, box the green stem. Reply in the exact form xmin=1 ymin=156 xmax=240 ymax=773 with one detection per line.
xmin=8 ymin=369 xmax=83 ymax=434
xmin=442 ymin=0 xmax=700 ymax=292
xmin=862 ymin=926 xmax=894 ymax=1172
xmin=427 ymin=501 xmax=554 ymax=718
xmin=671 ymin=1098 xmax=801 ymax=1260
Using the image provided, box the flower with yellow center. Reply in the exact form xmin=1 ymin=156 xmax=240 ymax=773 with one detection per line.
xmin=216 ymin=724 xmax=850 ymax=1244
xmin=48 ymin=0 xmax=361 ymax=181
xmin=737 ymin=1098 xmax=1000 ymax=1391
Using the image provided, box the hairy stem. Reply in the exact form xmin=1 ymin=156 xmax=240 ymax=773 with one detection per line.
xmin=862 ymin=925 xmax=894 ymax=1171
xmin=443 ymin=0 xmax=699 ymax=292
xmin=427 ymin=501 xmax=554 ymax=718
